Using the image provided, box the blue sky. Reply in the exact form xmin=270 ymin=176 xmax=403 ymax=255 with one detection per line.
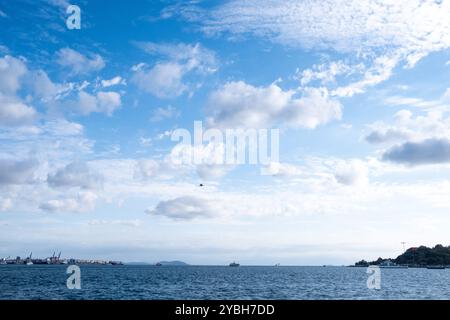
xmin=1 ymin=0 xmax=450 ymax=265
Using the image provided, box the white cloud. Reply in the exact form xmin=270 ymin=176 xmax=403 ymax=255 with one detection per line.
xmin=101 ymin=76 xmax=126 ymax=88
xmin=47 ymin=0 xmax=71 ymax=9
xmin=132 ymin=42 xmax=217 ymax=98
xmin=172 ymin=0 xmax=450 ymax=100
xmin=334 ymin=160 xmax=369 ymax=186
xmin=365 ymin=109 xmax=450 ymax=145
xmin=170 ymin=142 xmax=235 ymax=179
xmin=39 ymin=191 xmax=98 ymax=213
xmin=384 ymin=89 xmax=450 ymax=111
xmin=332 ymin=54 xmax=400 ymax=97
xmin=134 ymin=158 xmax=180 ymax=180
xmin=194 ymin=0 xmax=450 ymax=64
xmin=29 ymin=70 xmax=64 ymax=100
xmin=67 ymin=90 xmax=121 ymax=115
xmin=0 ymin=55 xmax=27 ymax=95
xmin=132 ymin=62 xmax=188 ymax=98
xmin=364 ymin=108 xmax=450 ymax=166
xmin=206 ymin=81 xmax=342 ymax=129
xmin=47 ymin=161 xmax=103 ymax=190
xmin=298 ymin=60 xmax=358 ymax=86
xmin=0 ymin=94 xmax=37 ymax=126
xmin=134 ymin=141 xmax=234 ymax=181
xmin=146 ymin=196 xmax=214 ymax=220
xmin=43 ymin=119 xmax=84 ymax=136
xmin=139 ymin=136 xmax=152 ymax=147
xmin=365 ymin=128 xmax=413 ymax=145
xmin=96 ymin=91 xmax=121 ymax=114
xmin=56 ymin=48 xmax=105 ymax=75
xmin=262 ymin=158 xmax=369 ymax=186
xmin=150 ymin=105 xmax=180 ymax=122
xmin=134 ymin=42 xmax=217 ymax=73
xmin=0 ymin=158 xmax=39 ymax=185
xmin=382 ymin=138 xmax=450 ymax=166
xmin=261 ymin=161 xmax=303 ymax=177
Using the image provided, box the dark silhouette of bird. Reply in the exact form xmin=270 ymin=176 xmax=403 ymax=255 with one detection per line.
xmin=199 ymin=183 xmax=204 ymax=187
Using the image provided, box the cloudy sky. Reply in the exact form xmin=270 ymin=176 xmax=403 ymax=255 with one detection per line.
xmin=1 ymin=0 xmax=450 ymax=265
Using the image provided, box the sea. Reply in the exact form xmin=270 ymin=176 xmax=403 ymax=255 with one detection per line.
xmin=1 ymin=265 xmax=449 ymax=300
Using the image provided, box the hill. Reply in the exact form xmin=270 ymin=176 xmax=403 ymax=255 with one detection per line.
xmin=355 ymin=244 xmax=450 ymax=267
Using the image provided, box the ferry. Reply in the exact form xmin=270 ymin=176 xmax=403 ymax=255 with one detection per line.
xmin=229 ymin=262 xmax=240 ymax=267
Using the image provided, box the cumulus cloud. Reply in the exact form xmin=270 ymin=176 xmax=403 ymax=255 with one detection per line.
xmin=132 ymin=62 xmax=187 ymax=98
xmin=66 ymin=90 xmax=121 ymax=115
xmin=334 ymin=160 xmax=369 ymax=186
xmin=0 ymin=94 xmax=37 ymax=126
xmin=0 ymin=57 xmax=37 ymax=126
xmin=0 ymin=158 xmax=39 ymax=185
xmin=47 ymin=162 xmax=103 ymax=190
xmin=382 ymin=138 xmax=450 ymax=166
xmin=29 ymin=70 xmax=64 ymax=100
xmin=206 ymin=81 xmax=342 ymax=129
xmin=146 ymin=196 xmax=214 ymax=220
xmin=365 ymin=128 xmax=412 ymax=145
xmin=39 ymin=191 xmax=98 ymax=213
xmin=0 ymin=55 xmax=27 ymax=94
xmin=131 ymin=42 xmax=217 ymax=98
xmin=56 ymin=48 xmax=105 ymax=75
xmin=365 ymin=109 xmax=450 ymax=145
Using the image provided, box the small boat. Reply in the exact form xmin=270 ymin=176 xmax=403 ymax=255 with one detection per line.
xmin=26 ymin=261 xmax=33 ymax=265
xmin=155 ymin=262 xmax=162 ymax=266
xmin=229 ymin=262 xmax=240 ymax=267
xmin=426 ymin=265 xmax=445 ymax=269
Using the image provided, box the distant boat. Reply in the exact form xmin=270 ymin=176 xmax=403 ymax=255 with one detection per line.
xmin=378 ymin=260 xmax=408 ymax=269
xmin=275 ymin=263 xmax=280 ymax=267
xmin=26 ymin=261 xmax=33 ymax=265
xmin=155 ymin=262 xmax=162 ymax=266
xmin=229 ymin=262 xmax=240 ymax=267
xmin=427 ymin=265 xmax=445 ymax=269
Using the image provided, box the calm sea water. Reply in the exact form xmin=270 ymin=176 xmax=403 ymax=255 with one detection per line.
xmin=1 ymin=265 xmax=449 ymax=300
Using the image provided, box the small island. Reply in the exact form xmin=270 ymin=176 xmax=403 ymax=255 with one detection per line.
xmin=354 ymin=244 xmax=450 ymax=268
xmin=154 ymin=261 xmax=189 ymax=266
